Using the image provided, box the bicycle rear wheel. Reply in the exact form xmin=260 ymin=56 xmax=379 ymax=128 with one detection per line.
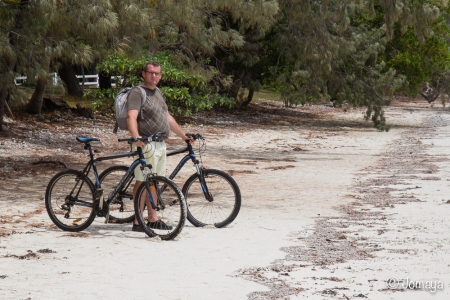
xmin=45 ymin=169 xmax=97 ymax=232
xmin=134 ymin=176 xmax=186 ymax=240
xmin=183 ymin=169 xmax=241 ymax=228
xmin=98 ymin=166 xmax=135 ymax=223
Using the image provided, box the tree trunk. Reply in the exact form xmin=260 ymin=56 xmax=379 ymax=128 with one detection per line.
xmin=99 ymin=72 xmax=112 ymax=89
xmin=0 ymin=89 xmax=6 ymax=132
xmin=0 ymin=61 xmax=15 ymax=132
xmin=0 ymin=60 xmax=17 ymax=132
xmin=58 ymin=61 xmax=83 ymax=97
xmin=228 ymin=70 xmax=245 ymax=99
xmin=241 ymin=87 xmax=254 ymax=107
xmin=26 ymin=74 xmax=47 ymax=114
xmin=0 ymin=0 xmax=26 ymax=131
xmin=228 ymin=79 xmax=242 ymax=99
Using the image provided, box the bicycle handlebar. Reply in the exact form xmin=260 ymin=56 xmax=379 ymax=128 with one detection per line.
xmin=118 ymin=132 xmax=167 ymax=144
xmin=185 ymin=133 xmax=204 ymax=141
xmin=117 ymin=132 xmax=202 ymax=145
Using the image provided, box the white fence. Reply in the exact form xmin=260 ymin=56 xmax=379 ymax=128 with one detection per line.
xmin=13 ymin=76 xmax=27 ymax=86
xmin=14 ymin=74 xmax=123 ymax=88
xmin=76 ymin=75 xmax=123 ymax=87
xmin=76 ymin=74 xmax=99 ymax=86
xmin=14 ymin=73 xmax=60 ymax=86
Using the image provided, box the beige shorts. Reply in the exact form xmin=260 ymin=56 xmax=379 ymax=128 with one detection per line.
xmin=132 ymin=141 xmax=166 ymax=181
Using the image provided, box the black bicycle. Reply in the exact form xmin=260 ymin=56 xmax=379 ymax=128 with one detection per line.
xmin=45 ymin=132 xmax=187 ymax=240
xmin=99 ymin=133 xmax=241 ymax=228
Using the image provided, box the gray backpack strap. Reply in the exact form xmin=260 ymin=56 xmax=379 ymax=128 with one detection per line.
xmin=136 ymin=86 xmax=147 ymax=120
xmin=155 ymin=86 xmax=165 ymax=101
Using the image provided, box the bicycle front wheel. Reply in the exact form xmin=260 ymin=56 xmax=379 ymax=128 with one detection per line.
xmin=45 ymin=169 xmax=97 ymax=232
xmin=183 ymin=169 xmax=241 ymax=228
xmin=99 ymin=166 xmax=135 ymax=223
xmin=134 ymin=176 xmax=186 ymax=240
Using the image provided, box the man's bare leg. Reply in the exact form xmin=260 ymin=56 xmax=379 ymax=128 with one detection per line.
xmin=133 ymin=181 xmax=158 ymax=225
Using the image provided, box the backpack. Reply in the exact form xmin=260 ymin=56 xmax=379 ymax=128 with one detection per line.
xmin=113 ymin=85 xmax=146 ymax=133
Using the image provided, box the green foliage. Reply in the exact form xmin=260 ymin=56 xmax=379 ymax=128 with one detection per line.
xmin=90 ymin=51 xmax=234 ymax=115
xmin=85 ymin=85 xmax=234 ymax=116
xmin=97 ymin=51 xmax=208 ymax=88
xmin=84 ymin=88 xmax=118 ymax=111
xmin=161 ymin=87 xmax=234 ymax=116
xmin=380 ymin=12 xmax=450 ymax=96
xmin=3 ymin=0 xmax=450 ymax=129
xmin=259 ymin=0 xmax=446 ymax=130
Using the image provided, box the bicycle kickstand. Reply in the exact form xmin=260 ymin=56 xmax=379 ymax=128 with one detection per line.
xmin=96 ymin=187 xmax=110 ymax=224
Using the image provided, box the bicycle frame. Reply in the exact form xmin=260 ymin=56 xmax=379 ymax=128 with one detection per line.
xmin=167 ymin=141 xmax=213 ymax=201
xmin=79 ymin=142 xmax=159 ymax=210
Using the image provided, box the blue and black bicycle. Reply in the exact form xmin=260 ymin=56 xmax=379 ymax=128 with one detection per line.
xmin=98 ymin=133 xmax=241 ymax=228
xmin=45 ymin=132 xmax=187 ymax=240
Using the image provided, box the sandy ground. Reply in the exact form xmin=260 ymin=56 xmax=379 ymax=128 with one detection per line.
xmin=1 ymin=99 xmax=450 ymax=299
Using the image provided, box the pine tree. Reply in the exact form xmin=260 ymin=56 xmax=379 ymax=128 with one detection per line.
xmin=147 ymin=0 xmax=279 ymax=101
xmin=0 ymin=0 xmax=152 ymax=122
xmin=1 ymin=0 xmax=447 ymax=131
xmin=266 ymin=0 xmax=442 ymax=130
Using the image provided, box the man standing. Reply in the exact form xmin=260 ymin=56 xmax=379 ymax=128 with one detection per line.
xmin=127 ymin=61 xmax=192 ymax=232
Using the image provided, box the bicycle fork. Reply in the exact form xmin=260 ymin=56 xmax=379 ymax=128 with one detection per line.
xmin=195 ymin=165 xmax=213 ymax=202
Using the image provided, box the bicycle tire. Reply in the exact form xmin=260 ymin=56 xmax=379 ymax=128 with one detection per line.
xmin=98 ymin=166 xmax=135 ymax=223
xmin=182 ymin=169 xmax=241 ymax=228
xmin=134 ymin=176 xmax=186 ymax=240
xmin=45 ymin=169 xmax=97 ymax=232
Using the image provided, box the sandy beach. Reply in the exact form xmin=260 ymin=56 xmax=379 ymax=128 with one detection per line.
xmin=1 ymin=99 xmax=450 ymax=299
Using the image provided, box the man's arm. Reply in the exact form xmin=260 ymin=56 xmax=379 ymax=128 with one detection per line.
xmin=127 ymin=109 xmax=145 ymax=147
xmin=167 ymin=111 xmax=193 ymax=142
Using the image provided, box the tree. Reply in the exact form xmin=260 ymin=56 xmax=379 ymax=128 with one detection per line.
xmin=145 ymin=0 xmax=279 ymax=102
xmin=261 ymin=0 xmax=442 ymax=130
xmin=0 ymin=0 xmax=60 ymax=115
xmin=1 ymin=0 xmax=448 ymax=131
xmin=0 ymin=0 xmax=22 ymax=130
xmin=57 ymin=59 xmax=84 ymax=97
xmin=358 ymin=1 xmax=450 ymax=102
xmin=0 ymin=0 xmax=148 ymax=119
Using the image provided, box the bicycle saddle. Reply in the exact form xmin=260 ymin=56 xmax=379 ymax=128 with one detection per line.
xmin=76 ymin=136 xmax=100 ymax=143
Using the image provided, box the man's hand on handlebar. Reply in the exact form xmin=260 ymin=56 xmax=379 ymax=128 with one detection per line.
xmin=184 ymin=133 xmax=205 ymax=144
xmin=133 ymin=137 xmax=146 ymax=148
xmin=184 ymin=134 xmax=195 ymax=144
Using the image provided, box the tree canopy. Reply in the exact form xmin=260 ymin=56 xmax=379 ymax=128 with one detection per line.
xmin=1 ymin=0 xmax=450 ymax=131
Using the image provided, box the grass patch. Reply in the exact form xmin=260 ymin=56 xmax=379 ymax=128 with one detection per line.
xmin=240 ymin=88 xmax=282 ymax=103
xmin=62 ymin=95 xmax=94 ymax=109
